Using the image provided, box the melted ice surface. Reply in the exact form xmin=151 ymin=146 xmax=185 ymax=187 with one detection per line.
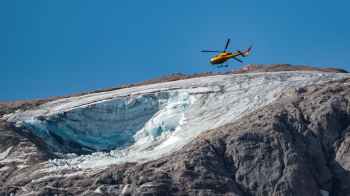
xmin=3 ymin=71 xmax=350 ymax=170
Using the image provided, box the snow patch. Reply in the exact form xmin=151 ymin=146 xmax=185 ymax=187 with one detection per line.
xmin=0 ymin=157 xmax=26 ymax=163
xmin=0 ymin=166 xmax=9 ymax=171
xmin=0 ymin=146 xmax=13 ymax=160
xmin=20 ymin=190 xmax=37 ymax=196
xmin=17 ymin=164 xmax=28 ymax=169
xmin=94 ymin=185 xmax=120 ymax=194
xmin=31 ymin=171 xmax=87 ymax=182
xmin=320 ymin=189 xmax=329 ymax=196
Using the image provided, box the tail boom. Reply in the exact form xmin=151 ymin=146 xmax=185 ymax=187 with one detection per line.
xmin=245 ymin=45 xmax=252 ymax=56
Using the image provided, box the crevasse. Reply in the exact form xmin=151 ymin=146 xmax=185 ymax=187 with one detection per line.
xmin=16 ymin=92 xmax=193 ymax=154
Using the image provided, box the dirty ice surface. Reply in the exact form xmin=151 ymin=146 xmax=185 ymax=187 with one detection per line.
xmin=10 ymin=92 xmax=194 ymax=155
xmin=3 ymin=71 xmax=350 ymax=171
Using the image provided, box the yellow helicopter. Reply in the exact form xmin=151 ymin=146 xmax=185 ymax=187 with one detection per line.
xmin=202 ymin=39 xmax=252 ymax=68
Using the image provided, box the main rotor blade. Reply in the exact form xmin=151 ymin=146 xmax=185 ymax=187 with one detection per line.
xmin=237 ymin=50 xmax=246 ymax=57
xmin=201 ymin=51 xmax=222 ymax=52
xmin=224 ymin=39 xmax=230 ymax=52
xmin=233 ymin=57 xmax=243 ymax=63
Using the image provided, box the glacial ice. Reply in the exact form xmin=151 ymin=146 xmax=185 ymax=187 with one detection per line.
xmin=14 ymin=92 xmax=193 ymax=154
xmin=3 ymin=71 xmax=350 ymax=170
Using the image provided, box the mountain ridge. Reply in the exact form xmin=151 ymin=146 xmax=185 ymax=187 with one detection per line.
xmin=0 ymin=63 xmax=347 ymax=118
xmin=1 ymin=64 xmax=350 ymax=196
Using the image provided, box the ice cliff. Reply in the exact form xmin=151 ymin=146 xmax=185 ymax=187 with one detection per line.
xmin=11 ymin=92 xmax=193 ymax=154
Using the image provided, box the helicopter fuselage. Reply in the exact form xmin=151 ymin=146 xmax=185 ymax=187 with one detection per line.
xmin=210 ymin=52 xmax=240 ymax=65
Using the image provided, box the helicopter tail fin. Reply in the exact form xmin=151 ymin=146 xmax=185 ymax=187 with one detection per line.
xmin=245 ymin=45 xmax=252 ymax=56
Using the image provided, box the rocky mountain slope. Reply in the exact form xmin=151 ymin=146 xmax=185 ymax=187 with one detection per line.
xmin=0 ymin=64 xmax=349 ymax=196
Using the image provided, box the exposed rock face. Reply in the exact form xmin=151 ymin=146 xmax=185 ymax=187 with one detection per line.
xmin=0 ymin=119 xmax=55 ymax=195
xmin=0 ymin=65 xmax=350 ymax=195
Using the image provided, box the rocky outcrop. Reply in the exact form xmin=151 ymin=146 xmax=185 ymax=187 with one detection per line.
xmin=232 ymin=63 xmax=348 ymax=74
xmin=0 ymin=120 xmax=55 ymax=195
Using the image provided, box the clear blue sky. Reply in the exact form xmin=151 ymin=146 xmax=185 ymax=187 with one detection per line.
xmin=1 ymin=1 xmax=349 ymax=101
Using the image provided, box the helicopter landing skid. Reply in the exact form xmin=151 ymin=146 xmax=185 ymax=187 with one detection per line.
xmin=217 ymin=64 xmax=228 ymax=68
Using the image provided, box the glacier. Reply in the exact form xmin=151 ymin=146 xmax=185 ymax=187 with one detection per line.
xmin=3 ymin=71 xmax=350 ymax=170
xmin=12 ymin=92 xmax=194 ymax=154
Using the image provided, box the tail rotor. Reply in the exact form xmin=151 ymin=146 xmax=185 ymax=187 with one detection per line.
xmin=245 ymin=45 xmax=252 ymax=56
